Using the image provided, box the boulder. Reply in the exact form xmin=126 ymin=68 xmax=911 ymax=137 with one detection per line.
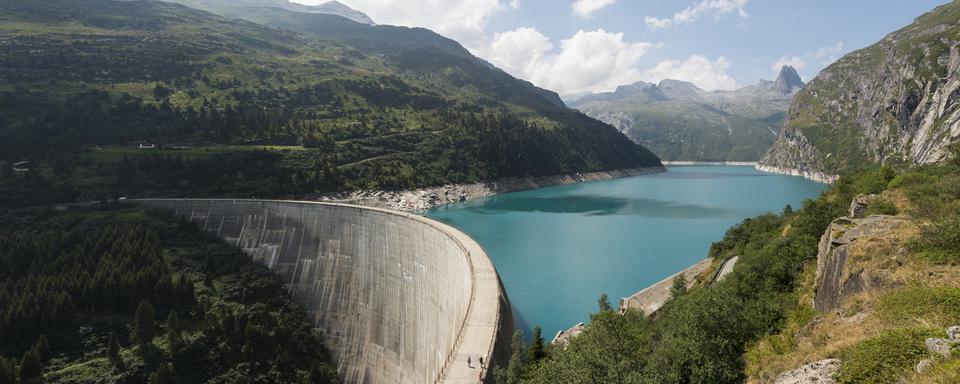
xmin=849 ymin=194 xmax=876 ymax=218
xmin=948 ymin=326 xmax=960 ymax=340
xmin=774 ymin=359 xmax=841 ymax=384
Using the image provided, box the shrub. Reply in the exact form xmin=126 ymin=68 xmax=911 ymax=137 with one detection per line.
xmin=864 ymin=197 xmax=898 ymax=216
xmin=876 ymin=287 xmax=960 ymax=325
xmin=837 ymin=328 xmax=941 ymax=384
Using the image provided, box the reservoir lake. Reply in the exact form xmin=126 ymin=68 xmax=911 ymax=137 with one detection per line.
xmin=426 ymin=165 xmax=828 ymax=338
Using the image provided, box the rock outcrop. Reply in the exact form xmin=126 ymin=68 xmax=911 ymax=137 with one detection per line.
xmin=916 ymin=326 xmax=960 ymax=373
xmin=760 ymin=3 xmax=960 ymax=179
xmin=813 ymin=212 xmax=911 ymax=312
xmin=774 ymin=359 xmax=841 ymax=384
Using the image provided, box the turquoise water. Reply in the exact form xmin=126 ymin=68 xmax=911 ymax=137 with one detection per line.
xmin=426 ymin=166 xmax=828 ymax=337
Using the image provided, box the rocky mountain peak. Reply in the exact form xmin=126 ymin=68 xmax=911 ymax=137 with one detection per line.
xmin=773 ymin=65 xmax=804 ymax=95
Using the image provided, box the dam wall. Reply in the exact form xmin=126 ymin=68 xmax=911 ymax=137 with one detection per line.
xmin=137 ymin=199 xmax=512 ymax=384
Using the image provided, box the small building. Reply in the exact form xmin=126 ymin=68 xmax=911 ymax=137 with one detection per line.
xmin=138 ymin=143 xmax=156 ymax=150
xmin=12 ymin=161 xmax=34 ymax=172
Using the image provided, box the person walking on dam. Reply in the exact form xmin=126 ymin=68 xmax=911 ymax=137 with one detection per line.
xmin=467 ymin=356 xmax=472 ymax=368
xmin=479 ymin=356 xmax=484 ymax=368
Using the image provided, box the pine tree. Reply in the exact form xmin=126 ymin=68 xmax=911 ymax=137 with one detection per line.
xmin=148 ymin=364 xmax=172 ymax=384
xmin=669 ymin=275 xmax=688 ymax=301
xmin=19 ymin=350 xmax=42 ymax=384
xmin=134 ymin=300 xmax=156 ymax=352
xmin=33 ymin=335 xmax=52 ymax=361
xmin=528 ymin=326 xmax=546 ymax=363
xmin=597 ymin=293 xmax=612 ymax=312
xmin=0 ymin=357 xmax=15 ymax=384
xmin=107 ymin=332 xmax=123 ymax=369
xmin=166 ymin=311 xmax=182 ymax=352
xmin=307 ymin=361 xmax=336 ymax=384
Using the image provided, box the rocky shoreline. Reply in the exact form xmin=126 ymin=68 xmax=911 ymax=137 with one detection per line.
xmin=755 ymin=164 xmax=839 ymax=184
xmin=310 ymin=166 xmax=666 ymax=211
xmin=663 ymin=161 xmax=758 ymax=166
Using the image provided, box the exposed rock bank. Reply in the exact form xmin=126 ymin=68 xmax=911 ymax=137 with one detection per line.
xmin=755 ymin=164 xmax=838 ymax=184
xmin=312 ymin=166 xmax=665 ymax=211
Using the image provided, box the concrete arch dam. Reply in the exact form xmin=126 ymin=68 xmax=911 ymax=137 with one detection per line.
xmin=137 ymin=199 xmax=513 ymax=384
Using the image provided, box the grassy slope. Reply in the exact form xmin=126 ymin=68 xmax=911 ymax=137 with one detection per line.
xmin=0 ymin=0 xmax=659 ymax=207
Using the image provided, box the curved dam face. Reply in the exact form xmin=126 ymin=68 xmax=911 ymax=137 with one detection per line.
xmin=137 ymin=199 xmax=512 ymax=384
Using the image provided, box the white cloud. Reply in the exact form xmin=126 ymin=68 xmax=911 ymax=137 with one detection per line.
xmin=809 ymin=41 xmax=844 ymax=65
xmin=297 ymin=0 xmax=519 ymax=49
xmin=641 ymin=55 xmax=737 ymax=90
xmin=485 ymin=28 xmax=657 ymax=95
xmin=572 ymin=0 xmax=617 ymax=17
xmin=645 ymin=0 xmax=748 ymax=30
xmin=770 ymin=55 xmax=807 ymax=73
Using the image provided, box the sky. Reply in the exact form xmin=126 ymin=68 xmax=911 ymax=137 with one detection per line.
xmin=295 ymin=0 xmax=948 ymax=97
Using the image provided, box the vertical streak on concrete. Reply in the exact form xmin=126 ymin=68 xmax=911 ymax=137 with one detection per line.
xmin=137 ymin=199 xmax=512 ymax=384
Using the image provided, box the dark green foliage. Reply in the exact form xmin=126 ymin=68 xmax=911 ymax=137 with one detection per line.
xmin=107 ymin=332 xmax=123 ymax=369
xmin=0 ymin=0 xmax=660 ymax=209
xmin=19 ymin=350 xmax=42 ymax=384
xmin=494 ymin=331 xmax=527 ymax=384
xmin=307 ymin=361 xmax=337 ymax=384
xmin=134 ymin=300 xmax=157 ymax=352
xmin=528 ymin=327 xmax=546 ymax=363
xmin=597 ymin=294 xmax=612 ymax=312
xmin=837 ymin=328 xmax=940 ymax=384
xmin=0 ymin=357 xmax=15 ymax=384
xmin=0 ymin=206 xmax=337 ymax=383
xmin=864 ymin=197 xmax=898 ymax=216
xmin=32 ymin=335 xmax=51 ymax=362
xmin=165 ymin=312 xmax=183 ymax=352
xmin=669 ymin=275 xmax=687 ymax=301
xmin=148 ymin=364 xmax=173 ymax=384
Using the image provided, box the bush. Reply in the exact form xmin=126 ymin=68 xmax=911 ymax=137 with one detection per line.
xmin=864 ymin=197 xmax=898 ymax=216
xmin=876 ymin=287 xmax=960 ymax=325
xmin=837 ymin=328 xmax=941 ymax=384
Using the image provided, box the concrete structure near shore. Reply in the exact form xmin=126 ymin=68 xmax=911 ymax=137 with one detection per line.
xmin=619 ymin=258 xmax=714 ymax=315
xmin=137 ymin=199 xmax=512 ymax=384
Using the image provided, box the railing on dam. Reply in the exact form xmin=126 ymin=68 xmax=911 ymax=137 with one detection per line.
xmin=136 ymin=199 xmax=512 ymax=384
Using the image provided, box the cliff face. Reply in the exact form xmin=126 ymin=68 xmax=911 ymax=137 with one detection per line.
xmin=760 ymin=3 xmax=960 ymax=178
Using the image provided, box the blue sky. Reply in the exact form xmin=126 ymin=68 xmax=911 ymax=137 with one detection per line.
xmin=302 ymin=0 xmax=948 ymax=95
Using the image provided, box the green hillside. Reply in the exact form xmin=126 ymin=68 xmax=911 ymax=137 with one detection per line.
xmin=0 ymin=0 xmax=659 ymax=208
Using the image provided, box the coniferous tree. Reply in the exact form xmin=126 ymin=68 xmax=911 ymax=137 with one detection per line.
xmin=528 ymin=326 xmax=546 ymax=363
xmin=19 ymin=350 xmax=42 ymax=384
xmin=307 ymin=361 xmax=336 ymax=384
xmin=166 ymin=311 xmax=182 ymax=352
xmin=107 ymin=332 xmax=123 ymax=369
xmin=597 ymin=293 xmax=612 ymax=312
xmin=148 ymin=364 xmax=172 ymax=384
xmin=494 ymin=330 xmax=526 ymax=384
xmin=134 ymin=300 xmax=156 ymax=352
xmin=33 ymin=335 xmax=51 ymax=362
xmin=669 ymin=275 xmax=688 ymax=301
xmin=0 ymin=357 xmax=14 ymax=384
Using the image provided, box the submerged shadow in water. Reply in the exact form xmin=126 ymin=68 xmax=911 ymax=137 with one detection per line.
xmin=465 ymin=195 xmax=734 ymax=218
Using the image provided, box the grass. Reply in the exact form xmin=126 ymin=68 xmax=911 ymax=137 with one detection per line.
xmin=876 ymin=286 xmax=960 ymax=326
xmin=837 ymin=327 xmax=941 ymax=384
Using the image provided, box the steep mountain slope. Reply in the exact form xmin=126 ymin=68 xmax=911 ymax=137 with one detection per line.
xmin=0 ymin=0 xmax=659 ymax=206
xmin=760 ymin=2 xmax=960 ymax=179
xmin=170 ymin=0 xmax=376 ymax=25
xmin=569 ymin=66 xmax=803 ymax=161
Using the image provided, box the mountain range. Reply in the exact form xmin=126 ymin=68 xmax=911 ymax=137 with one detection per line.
xmin=169 ymin=0 xmax=377 ymax=25
xmin=569 ymin=66 xmax=804 ymax=161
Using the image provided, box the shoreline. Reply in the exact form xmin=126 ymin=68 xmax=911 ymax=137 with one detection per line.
xmin=754 ymin=164 xmax=839 ymax=184
xmin=662 ymin=161 xmax=758 ymax=166
xmin=310 ymin=165 xmax=666 ymax=211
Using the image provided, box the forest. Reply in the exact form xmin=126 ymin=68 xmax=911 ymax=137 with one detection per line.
xmin=0 ymin=205 xmax=338 ymax=384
